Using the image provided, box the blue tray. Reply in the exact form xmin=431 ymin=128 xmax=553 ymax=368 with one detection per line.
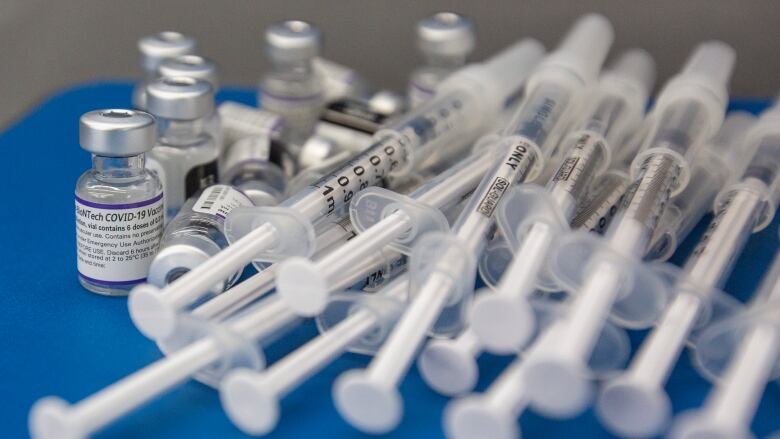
xmin=2 ymin=83 xmax=778 ymax=438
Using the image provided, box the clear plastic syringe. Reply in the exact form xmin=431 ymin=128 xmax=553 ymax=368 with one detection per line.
xmin=418 ymin=113 xmax=745 ymax=397
xmin=670 ymin=245 xmax=780 ymax=439
xmin=596 ymin=109 xmax=764 ymax=437
xmin=150 ymin=142 xmax=498 ymax=343
xmin=522 ymin=41 xmax=736 ymax=417
xmin=128 ymin=39 xmax=544 ymax=340
xmin=220 ymin=275 xmax=412 ymax=435
xmin=25 ymin=222 xmax=413 ymax=436
xmin=276 ymin=143 xmax=511 ymax=316
xmin=469 ymin=49 xmax=655 ymax=354
xmin=331 ymin=14 xmax=615 ymax=434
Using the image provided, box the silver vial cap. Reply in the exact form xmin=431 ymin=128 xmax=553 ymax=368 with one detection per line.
xmin=158 ymin=55 xmax=220 ymax=90
xmin=417 ymin=12 xmax=475 ymax=57
xmin=145 ymin=76 xmax=214 ymax=120
xmin=79 ymin=109 xmax=157 ymax=157
xmin=138 ymin=31 xmax=197 ymax=72
xmin=265 ymin=20 xmax=321 ymax=62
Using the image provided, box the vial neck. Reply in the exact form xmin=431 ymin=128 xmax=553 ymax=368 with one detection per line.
xmin=93 ymin=154 xmax=146 ymax=180
xmin=158 ymin=117 xmax=209 ymax=146
xmin=423 ymin=52 xmax=466 ymax=69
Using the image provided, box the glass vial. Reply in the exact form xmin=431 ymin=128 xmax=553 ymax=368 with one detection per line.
xmin=147 ymin=184 xmax=254 ymax=296
xmin=407 ymin=12 xmax=475 ymax=108
xmin=75 ymin=109 xmax=164 ymax=296
xmin=145 ymin=76 xmax=219 ymax=223
xmin=258 ymin=20 xmax=325 ymax=150
xmin=158 ymin=55 xmax=224 ymax=154
xmin=133 ymin=31 xmax=197 ymax=110
xmin=220 ymin=135 xmax=287 ymax=207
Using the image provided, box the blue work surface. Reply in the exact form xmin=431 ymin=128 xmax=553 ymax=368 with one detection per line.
xmin=2 ymin=83 xmax=779 ymax=438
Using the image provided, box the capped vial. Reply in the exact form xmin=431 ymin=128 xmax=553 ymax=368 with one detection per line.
xmin=133 ymin=31 xmax=197 ymax=110
xmin=258 ymin=20 xmax=325 ymax=150
xmin=147 ymin=183 xmax=254 ymax=294
xmin=220 ymin=136 xmax=286 ymax=207
xmin=407 ymin=12 xmax=475 ymax=108
xmin=158 ymin=55 xmax=223 ymax=151
xmin=75 ymin=109 xmax=164 ymax=296
xmin=145 ymin=76 xmax=218 ymax=223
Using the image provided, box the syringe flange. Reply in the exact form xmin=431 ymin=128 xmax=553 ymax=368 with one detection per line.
xmin=156 ymin=314 xmax=266 ymax=388
xmin=549 ymin=230 xmax=675 ymax=328
xmin=409 ymin=232 xmax=476 ymax=337
xmin=315 ymin=291 xmax=406 ymax=355
xmin=224 ymin=206 xmax=317 ymax=270
xmin=690 ymin=301 xmax=780 ymax=382
xmin=496 ymin=184 xmax=570 ymax=291
xmin=350 ymin=187 xmax=450 ymax=255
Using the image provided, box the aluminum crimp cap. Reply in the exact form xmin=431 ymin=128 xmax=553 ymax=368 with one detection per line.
xmin=265 ymin=20 xmax=321 ymax=62
xmin=145 ymin=76 xmax=214 ymax=120
xmin=158 ymin=55 xmax=219 ymax=90
xmin=417 ymin=12 xmax=475 ymax=57
xmin=79 ymin=109 xmax=157 ymax=156
xmin=138 ymin=31 xmax=197 ymax=72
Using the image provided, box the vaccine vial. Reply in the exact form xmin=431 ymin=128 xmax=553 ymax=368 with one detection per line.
xmin=158 ymin=55 xmax=223 ymax=152
xmin=133 ymin=31 xmax=197 ymax=110
xmin=220 ymin=135 xmax=287 ymax=207
xmin=147 ymin=183 xmax=254 ymax=295
xmin=258 ymin=20 xmax=325 ymax=150
xmin=145 ymin=76 xmax=218 ymax=223
xmin=75 ymin=110 xmax=164 ymax=296
xmin=407 ymin=12 xmax=475 ymax=108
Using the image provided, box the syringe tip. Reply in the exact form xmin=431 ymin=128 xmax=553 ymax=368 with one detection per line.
xmin=681 ymin=40 xmax=737 ymax=91
xmin=550 ymin=13 xmax=615 ymax=82
xmin=608 ymin=48 xmax=657 ymax=96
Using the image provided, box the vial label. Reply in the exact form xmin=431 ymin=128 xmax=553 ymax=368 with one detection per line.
xmin=192 ymin=184 xmax=253 ymax=219
xmin=185 ymin=159 xmax=218 ymax=199
xmin=75 ymin=193 xmax=164 ymax=285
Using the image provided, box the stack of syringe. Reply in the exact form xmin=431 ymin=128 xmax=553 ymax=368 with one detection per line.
xmin=33 ymin=9 xmax=780 ymax=439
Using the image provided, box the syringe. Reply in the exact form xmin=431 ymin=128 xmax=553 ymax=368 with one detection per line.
xmin=331 ymin=14 xmax=615 ymax=433
xmin=276 ymin=143 xmax=512 ymax=317
xmin=220 ymin=276 xmax=411 ymax=435
xmin=128 ymin=39 xmax=544 ymax=340
xmin=595 ymin=111 xmax=765 ymax=438
xmin=417 ymin=115 xmax=742 ymax=397
xmin=442 ymin=299 xmax=631 ymax=439
xmin=26 ymin=237 xmax=402 ymax=439
xmin=522 ymin=41 xmax=736 ymax=417
xmin=670 ymin=245 xmax=780 ymax=439
xmin=469 ymin=49 xmax=655 ymax=354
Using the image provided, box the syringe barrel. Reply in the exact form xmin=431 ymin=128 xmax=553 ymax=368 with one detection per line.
xmin=752 ymin=245 xmax=780 ymax=305
xmin=713 ymin=105 xmax=780 ymax=232
xmin=585 ymin=49 xmax=655 ymax=148
xmin=634 ymin=41 xmax=736 ymax=190
xmin=533 ymin=13 xmax=614 ymax=87
xmin=381 ymin=38 xmax=544 ymax=177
